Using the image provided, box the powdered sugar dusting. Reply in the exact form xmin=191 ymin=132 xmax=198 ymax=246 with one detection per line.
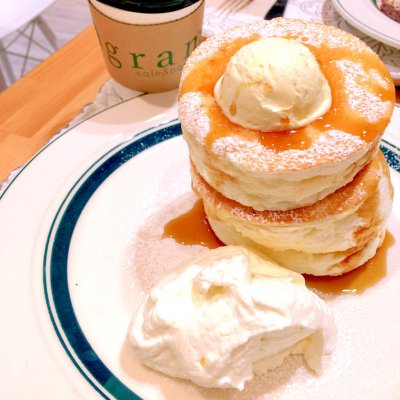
xmin=191 ymin=156 xmax=384 ymax=225
xmin=212 ymin=129 xmax=366 ymax=172
xmin=178 ymin=93 xmax=210 ymax=143
xmin=336 ymin=60 xmax=392 ymax=123
xmin=181 ymin=18 xmax=372 ymax=84
xmin=130 ymin=192 xmax=206 ymax=292
xmin=178 ymin=92 xmax=370 ymax=173
xmin=369 ymin=69 xmax=391 ymax=90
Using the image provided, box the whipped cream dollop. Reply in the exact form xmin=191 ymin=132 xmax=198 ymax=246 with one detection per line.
xmin=214 ymin=38 xmax=332 ymax=131
xmin=128 ymin=246 xmax=334 ymax=390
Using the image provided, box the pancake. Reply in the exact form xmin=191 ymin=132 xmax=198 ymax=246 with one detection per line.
xmin=178 ymin=18 xmax=395 ymax=211
xmin=191 ymin=152 xmax=393 ymax=276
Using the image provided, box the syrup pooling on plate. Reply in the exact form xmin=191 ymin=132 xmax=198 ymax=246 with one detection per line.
xmin=163 ymin=200 xmax=395 ymax=294
xmin=305 ymin=231 xmax=395 ymax=294
xmin=179 ymin=33 xmax=395 ymax=151
xmin=162 ymin=199 xmax=223 ymax=249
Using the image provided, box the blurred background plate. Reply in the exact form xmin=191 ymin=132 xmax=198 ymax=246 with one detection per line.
xmin=331 ymin=0 xmax=400 ymax=49
xmin=285 ymin=0 xmax=400 ymax=85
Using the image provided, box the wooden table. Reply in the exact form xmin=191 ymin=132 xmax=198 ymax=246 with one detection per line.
xmin=0 ymin=25 xmax=109 ymax=183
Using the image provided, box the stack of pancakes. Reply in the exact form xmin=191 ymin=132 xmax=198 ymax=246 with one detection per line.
xmin=178 ymin=18 xmax=395 ymax=276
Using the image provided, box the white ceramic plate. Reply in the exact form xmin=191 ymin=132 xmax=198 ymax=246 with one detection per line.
xmin=1 ymin=92 xmax=400 ymax=399
xmin=331 ymin=0 xmax=400 ymax=49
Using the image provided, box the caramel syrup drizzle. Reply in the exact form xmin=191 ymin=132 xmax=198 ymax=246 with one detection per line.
xmin=162 ymin=199 xmax=223 ymax=249
xmin=179 ymin=35 xmax=395 ymax=152
xmin=305 ymin=231 xmax=394 ymax=294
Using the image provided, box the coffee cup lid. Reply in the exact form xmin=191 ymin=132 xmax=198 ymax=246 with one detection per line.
xmin=95 ymin=0 xmax=201 ymax=13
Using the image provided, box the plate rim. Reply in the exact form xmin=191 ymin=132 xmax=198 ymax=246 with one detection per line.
xmin=332 ymin=0 xmax=400 ymax=49
xmin=44 ymin=120 xmax=182 ymax=400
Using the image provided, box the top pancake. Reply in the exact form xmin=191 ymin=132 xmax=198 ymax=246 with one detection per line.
xmin=178 ymin=18 xmax=395 ymax=173
xmin=178 ymin=18 xmax=395 ymax=211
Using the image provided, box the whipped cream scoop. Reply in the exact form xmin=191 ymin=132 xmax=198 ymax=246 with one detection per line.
xmin=128 ymin=246 xmax=335 ymax=390
xmin=214 ymin=38 xmax=332 ymax=132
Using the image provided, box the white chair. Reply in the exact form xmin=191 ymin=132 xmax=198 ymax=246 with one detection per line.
xmin=0 ymin=0 xmax=57 ymax=90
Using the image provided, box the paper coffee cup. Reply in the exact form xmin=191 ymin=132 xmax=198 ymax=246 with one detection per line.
xmin=89 ymin=0 xmax=204 ymax=93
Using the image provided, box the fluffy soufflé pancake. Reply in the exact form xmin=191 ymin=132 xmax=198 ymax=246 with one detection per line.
xmin=191 ymin=152 xmax=393 ymax=276
xmin=178 ymin=18 xmax=395 ymax=276
xmin=178 ymin=18 xmax=395 ymax=212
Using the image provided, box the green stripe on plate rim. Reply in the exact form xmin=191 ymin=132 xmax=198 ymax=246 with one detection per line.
xmin=43 ymin=119 xmax=181 ymax=400
xmin=42 ymin=120 xmax=400 ymax=399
